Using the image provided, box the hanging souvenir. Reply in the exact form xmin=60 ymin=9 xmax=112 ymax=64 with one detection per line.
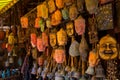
xmin=0 ymin=28 xmax=5 ymax=40
xmin=57 ymin=28 xmax=67 ymax=46
xmin=30 ymin=33 xmax=37 ymax=48
xmin=48 ymin=0 xmax=56 ymax=13
xmin=66 ymin=22 xmax=74 ymax=37
xmin=55 ymin=0 xmax=64 ymax=9
xmin=38 ymin=55 xmax=45 ymax=66
xmin=20 ymin=17 xmax=28 ymax=28
xmin=69 ymin=37 xmax=80 ymax=57
xmin=97 ymin=35 xmax=118 ymax=60
xmin=1 ymin=42 xmax=6 ymax=49
xmin=77 ymin=0 xmax=84 ymax=12
xmin=42 ymin=32 xmax=48 ymax=47
xmin=41 ymin=1 xmax=49 ymax=19
xmin=96 ymin=3 xmax=113 ymax=30
xmin=39 ymin=18 xmax=45 ymax=32
xmin=49 ymin=32 xmax=57 ymax=47
xmin=5 ymin=60 xmax=9 ymax=67
xmin=51 ymin=10 xmax=62 ymax=26
xmin=37 ymin=1 xmax=48 ymax=19
xmin=11 ymin=26 xmax=17 ymax=36
xmin=35 ymin=17 xmax=40 ymax=28
xmin=100 ymin=0 xmax=113 ymax=4
xmin=64 ymin=0 xmax=72 ymax=6
xmin=46 ymin=18 xmax=52 ymax=28
xmin=85 ymin=0 xmax=98 ymax=14
xmin=6 ymin=43 xmax=14 ymax=52
xmin=79 ymin=34 xmax=89 ymax=61
xmin=95 ymin=62 xmax=105 ymax=79
xmin=74 ymin=16 xmax=86 ymax=35
xmin=31 ymin=48 xmax=38 ymax=59
xmin=9 ymin=56 xmax=14 ymax=64
xmin=88 ymin=17 xmax=98 ymax=44
xmin=3 ymin=26 xmax=10 ymax=38
xmin=8 ymin=33 xmax=15 ymax=45
xmin=37 ymin=36 xmax=44 ymax=52
xmin=37 ymin=4 xmax=42 ymax=18
xmin=53 ymin=47 xmax=65 ymax=63
xmin=18 ymin=57 xmax=22 ymax=66
xmin=69 ymin=4 xmax=78 ymax=20
xmin=89 ymin=49 xmax=98 ymax=67
xmin=61 ymin=7 xmax=69 ymax=20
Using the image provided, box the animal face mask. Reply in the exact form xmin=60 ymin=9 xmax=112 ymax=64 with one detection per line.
xmin=98 ymin=35 xmax=118 ymax=60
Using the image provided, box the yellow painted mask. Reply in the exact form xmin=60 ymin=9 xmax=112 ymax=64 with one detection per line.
xmin=57 ymin=28 xmax=67 ymax=46
xmin=98 ymin=35 xmax=118 ymax=60
xmin=66 ymin=22 xmax=74 ymax=37
xmin=8 ymin=33 xmax=15 ymax=45
xmin=49 ymin=32 xmax=57 ymax=47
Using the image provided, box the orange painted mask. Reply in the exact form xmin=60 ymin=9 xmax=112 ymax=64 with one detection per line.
xmin=42 ymin=32 xmax=48 ymax=47
xmin=35 ymin=18 xmax=40 ymax=28
xmin=37 ymin=37 xmax=44 ymax=52
xmin=54 ymin=48 xmax=65 ymax=63
xmin=20 ymin=17 xmax=28 ymax=28
xmin=31 ymin=33 xmax=37 ymax=48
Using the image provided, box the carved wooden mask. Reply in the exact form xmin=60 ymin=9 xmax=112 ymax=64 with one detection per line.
xmin=98 ymin=35 xmax=118 ymax=60
xmin=31 ymin=33 xmax=37 ymax=48
xmin=54 ymin=48 xmax=65 ymax=63
xmin=66 ymin=22 xmax=74 ymax=37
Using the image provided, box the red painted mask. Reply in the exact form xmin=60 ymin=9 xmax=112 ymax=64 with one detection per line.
xmin=42 ymin=32 xmax=48 ymax=47
xmin=31 ymin=33 xmax=37 ymax=48
xmin=74 ymin=16 xmax=85 ymax=35
xmin=20 ymin=17 xmax=28 ymax=28
xmin=35 ymin=18 xmax=40 ymax=28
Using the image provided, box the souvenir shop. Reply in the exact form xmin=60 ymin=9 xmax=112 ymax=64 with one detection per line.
xmin=0 ymin=0 xmax=120 ymax=80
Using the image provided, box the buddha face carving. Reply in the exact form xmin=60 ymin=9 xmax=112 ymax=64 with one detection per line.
xmin=74 ymin=16 xmax=85 ymax=35
xmin=49 ymin=33 xmax=56 ymax=47
xmin=57 ymin=28 xmax=67 ymax=46
xmin=98 ymin=35 xmax=118 ymax=60
xmin=53 ymin=48 xmax=65 ymax=63
xmin=66 ymin=22 xmax=74 ymax=37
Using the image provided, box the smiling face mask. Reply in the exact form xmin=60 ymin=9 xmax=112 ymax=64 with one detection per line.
xmin=98 ymin=35 xmax=118 ymax=60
